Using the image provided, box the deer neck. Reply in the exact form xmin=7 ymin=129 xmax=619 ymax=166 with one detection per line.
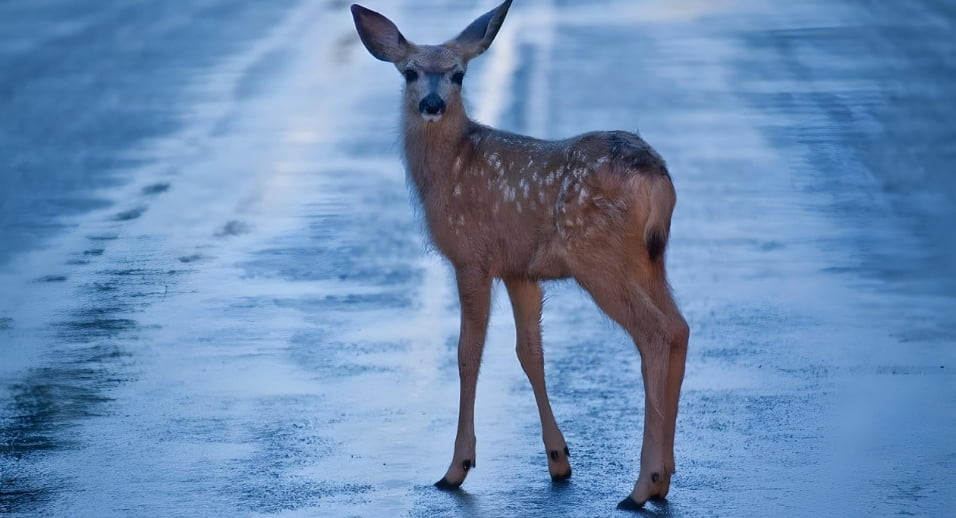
xmin=402 ymin=105 xmax=473 ymax=202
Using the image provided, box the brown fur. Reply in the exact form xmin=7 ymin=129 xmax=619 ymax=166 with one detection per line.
xmin=352 ymin=1 xmax=688 ymax=508
xmin=404 ymin=114 xmax=674 ymax=278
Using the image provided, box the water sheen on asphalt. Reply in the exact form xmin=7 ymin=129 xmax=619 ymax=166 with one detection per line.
xmin=1 ymin=0 xmax=954 ymax=516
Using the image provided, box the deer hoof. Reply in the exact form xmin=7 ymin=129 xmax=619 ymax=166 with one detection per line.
xmin=434 ymin=477 xmax=462 ymax=491
xmin=616 ymin=495 xmax=644 ymax=511
xmin=551 ymin=468 xmax=572 ymax=482
xmin=547 ymin=446 xmax=572 ymax=481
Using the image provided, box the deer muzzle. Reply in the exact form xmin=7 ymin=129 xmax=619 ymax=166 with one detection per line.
xmin=419 ymin=93 xmax=446 ymax=119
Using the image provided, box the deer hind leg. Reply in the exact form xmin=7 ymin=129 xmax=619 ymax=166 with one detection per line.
xmin=656 ymin=291 xmax=689 ymax=500
xmin=570 ymin=258 xmax=672 ymax=508
xmin=435 ymin=268 xmax=492 ymax=490
xmin=505 ymin=278 xmax=571 ymax=481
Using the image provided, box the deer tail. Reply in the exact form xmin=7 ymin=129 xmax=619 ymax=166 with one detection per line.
xmin=643 ymin=174 xmax=676 ymax=262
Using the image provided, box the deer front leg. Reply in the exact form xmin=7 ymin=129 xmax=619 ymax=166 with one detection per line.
xmin=435 ymin=268 xmax=492 ymax=490
xmin=504 ymin=278 xmax=571 ymax=481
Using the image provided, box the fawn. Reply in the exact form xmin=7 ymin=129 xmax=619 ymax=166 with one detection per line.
xmin=351 ymin=0 xmax=689 ymax=509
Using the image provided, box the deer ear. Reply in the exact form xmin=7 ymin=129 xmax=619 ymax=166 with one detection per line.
xmin=450 ymin=0 xmax=513 ymax=61
xmin=351 ymin=4 xmax=411 ymax=63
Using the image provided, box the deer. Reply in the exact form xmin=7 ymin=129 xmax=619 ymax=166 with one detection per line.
xmin=350 ymin=0 xmax=689 ymax=510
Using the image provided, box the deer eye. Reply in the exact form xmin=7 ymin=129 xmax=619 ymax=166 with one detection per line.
xmin=451 ymin=71 xmax=465 ymax=84
xmin=404 ymin=69 xmax=419 ymax=82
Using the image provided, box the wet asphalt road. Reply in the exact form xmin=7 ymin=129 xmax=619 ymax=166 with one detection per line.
xmin=2 ymin=0 xmax=955 ymax=516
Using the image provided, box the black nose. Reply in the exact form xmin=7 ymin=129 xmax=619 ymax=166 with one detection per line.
xmin=419 ymin=94 xmax=446 ymax=116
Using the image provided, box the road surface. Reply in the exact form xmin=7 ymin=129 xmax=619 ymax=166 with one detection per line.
xmin=2 ymin=0 xmax=954 ymax=516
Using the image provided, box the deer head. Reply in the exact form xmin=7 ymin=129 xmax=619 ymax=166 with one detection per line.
xmin=350 ymin=1 xmax=513 ymax=122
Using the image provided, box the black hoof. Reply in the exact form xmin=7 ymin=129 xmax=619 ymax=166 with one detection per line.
xmin=434 ymin=477 xmax=462 ymax=491
xmin=551 ymin=468 xmax=572 ymax=482
xmin=649 ymin=495 xmax=668 ymax=503
xmin=616 ymin=496 xmax=644 ymax=511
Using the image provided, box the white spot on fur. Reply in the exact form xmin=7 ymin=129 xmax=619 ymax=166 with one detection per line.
xmin=487 ymin=153 xmax=503 ymax=172
xmin=453 ymin=184 xmax=462 ymax=197
xmin=545 ymin=170 xmax=561 ymax=185
xmin=560 ymin=175 xmax=573 ymax=196
xmin=578 ymin=187 xmax=589 ymax=204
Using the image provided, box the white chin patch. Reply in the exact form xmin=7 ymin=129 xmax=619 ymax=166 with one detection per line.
xmin=421 ymin=114 xmax=443 ymax=123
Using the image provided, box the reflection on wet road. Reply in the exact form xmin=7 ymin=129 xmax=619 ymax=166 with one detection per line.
xmin=1 ymin=0 xmax=954 ymax=516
